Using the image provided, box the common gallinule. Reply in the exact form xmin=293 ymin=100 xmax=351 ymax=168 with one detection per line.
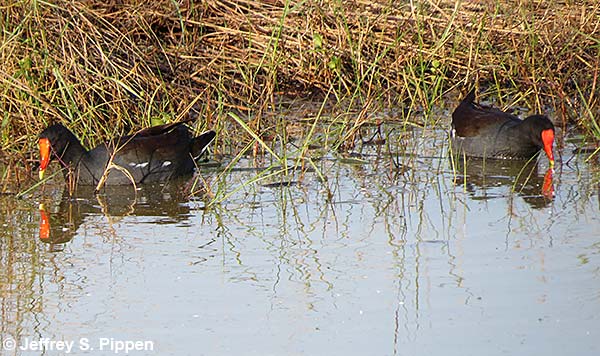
xmin=451 ymin=89 xmax=555 ymax=167
xmin=39 ymin=120 xmax=216 ymax=185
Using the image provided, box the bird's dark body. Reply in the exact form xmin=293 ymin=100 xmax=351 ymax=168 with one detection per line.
xmin=39 ymin=120 xmax=216 ymax=185
xmin=451 ymin=89 xmax=554 ymax=160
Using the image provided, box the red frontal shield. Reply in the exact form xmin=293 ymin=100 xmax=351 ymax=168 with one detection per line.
xmin=39 ymin=138 xmax=51 ymax=180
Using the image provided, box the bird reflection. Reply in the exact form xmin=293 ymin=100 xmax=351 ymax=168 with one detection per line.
xmin=452 ymin=157 xmax=554 ymax=209
xmin=541 ymin=168 xmax=554 ymax=198
xmin=38 ymin=181 xmax=203 ymax=247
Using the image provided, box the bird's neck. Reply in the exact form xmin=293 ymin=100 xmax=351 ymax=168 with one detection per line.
xmin=56 ymin=133 xmax=89 ymax=168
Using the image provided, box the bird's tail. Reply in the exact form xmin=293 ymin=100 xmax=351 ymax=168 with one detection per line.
xmin=191 ymin=130 xmax=216 ymax=160
xmin=464 ymin=88 xmax=476 ymax=104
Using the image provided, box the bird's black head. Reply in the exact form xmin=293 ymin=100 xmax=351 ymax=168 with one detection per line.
xmin=523 ymin=115 xmax=555 ymax=166
xmin=38 ymin=124 xmax=83 ymax=178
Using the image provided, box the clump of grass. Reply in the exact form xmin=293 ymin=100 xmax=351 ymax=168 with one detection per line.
xmin=1 ymin=0 xmax=598 ymax=186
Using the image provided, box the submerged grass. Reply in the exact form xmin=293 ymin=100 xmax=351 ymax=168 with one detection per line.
xmin=1 ymin=0 xmax=599 ymax=190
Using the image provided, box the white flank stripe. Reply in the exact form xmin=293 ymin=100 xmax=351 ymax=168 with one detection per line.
xmin=128 ymin=162 xmax=149 ymax=168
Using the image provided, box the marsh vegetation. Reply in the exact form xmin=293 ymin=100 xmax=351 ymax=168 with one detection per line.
xmin=0 ymin=0 xmax=598 ymax=191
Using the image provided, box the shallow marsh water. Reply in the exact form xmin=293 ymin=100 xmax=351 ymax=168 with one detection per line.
xmin=1 ymin=125 xmax=599 ymax=356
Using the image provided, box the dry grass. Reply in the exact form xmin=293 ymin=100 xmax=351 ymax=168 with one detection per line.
xmin=0 ymin=0 xmax=599 ymax=172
